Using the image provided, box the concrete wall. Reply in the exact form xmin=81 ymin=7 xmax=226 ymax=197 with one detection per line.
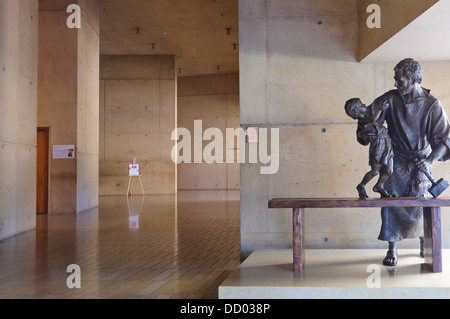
xmin=38 ymin=0 xmax=99 ymax=214
xmin=239 ymin=0 xmax=450 ymax=257
xmin=177 ymin=73 xmax=240 ymax=190
xmin=0 ymin=0 xmax=39 ymax=240
xmin=99 ymin=55 xmax=177 ymax=195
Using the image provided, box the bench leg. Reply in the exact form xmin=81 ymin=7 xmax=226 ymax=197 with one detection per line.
xmin=423 ymin=207 xmax=442 ymax=272
xmin=293 ymin=208 xmax=305 ymax=273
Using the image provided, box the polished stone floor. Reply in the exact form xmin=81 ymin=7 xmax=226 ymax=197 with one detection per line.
xmin=0 ymin=191 xmax=240 ymax=299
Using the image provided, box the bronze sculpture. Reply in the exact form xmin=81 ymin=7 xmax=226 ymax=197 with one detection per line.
xmin=345 ymin=98 xmax=393 ymax=198
xmin=349 ymin=58 xmax=450 ymax=266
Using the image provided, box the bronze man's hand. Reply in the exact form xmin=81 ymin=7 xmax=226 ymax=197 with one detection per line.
xmin=414 ymin=158 xmax=430 ymax=173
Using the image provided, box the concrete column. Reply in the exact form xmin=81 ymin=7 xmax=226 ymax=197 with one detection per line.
xmin=0 ymin=0 xmax=39 ymax=240
xmin=239 ymin=0 xmax=450 ymax=257
xmin=76 ymin=0 xmax=100 ymax=213
xmin=38 ymin=0 xmax=99 ymax=214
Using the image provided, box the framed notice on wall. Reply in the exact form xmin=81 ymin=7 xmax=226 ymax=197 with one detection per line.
xmin=53 ymin=145 xmax=75 ymax=159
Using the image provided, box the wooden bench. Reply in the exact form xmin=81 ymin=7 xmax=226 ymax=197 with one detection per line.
xmin=268 ymin=197 xmax=450 ymax=273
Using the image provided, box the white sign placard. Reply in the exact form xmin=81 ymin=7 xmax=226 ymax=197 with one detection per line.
xmin=53 ymin=145 xmax=75 ymax=159
xmin=247 ymin=127 xmax=259 ymax=143
xmin=129 ymin=164 xmax=140 ymax=176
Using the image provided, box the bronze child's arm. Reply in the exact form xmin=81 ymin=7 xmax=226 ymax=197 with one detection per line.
xmin=358 ymin=101 xmax=389 ymax=125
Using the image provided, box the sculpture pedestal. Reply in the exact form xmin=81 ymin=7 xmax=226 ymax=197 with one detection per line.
xmin=219 ymin=249 xmax=450 ymax=299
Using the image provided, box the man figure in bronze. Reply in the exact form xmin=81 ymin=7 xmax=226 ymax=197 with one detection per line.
xmin=357 ymin=58 xmax=450 ymax=266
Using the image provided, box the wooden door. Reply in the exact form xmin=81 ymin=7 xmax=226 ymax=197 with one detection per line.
xmin=37 ymin=128 xmax=49 ymax=214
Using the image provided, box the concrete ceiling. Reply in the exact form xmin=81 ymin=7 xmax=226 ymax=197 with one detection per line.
xmin=99 ymin=0 xmax=239 ymax=77
xmin=361 ymin=0 xmax=450 ymax=63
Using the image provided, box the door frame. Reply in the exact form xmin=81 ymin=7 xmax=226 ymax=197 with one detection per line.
xmin=37 ymin=127 xmax=50 ymax=214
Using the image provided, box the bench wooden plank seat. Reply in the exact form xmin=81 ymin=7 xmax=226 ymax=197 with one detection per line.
xmin=268 ymin=197 xmax=450 ymax=273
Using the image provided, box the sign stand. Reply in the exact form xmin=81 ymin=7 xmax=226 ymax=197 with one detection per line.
xmin=127 ymin=158 xmax=145 ymax=196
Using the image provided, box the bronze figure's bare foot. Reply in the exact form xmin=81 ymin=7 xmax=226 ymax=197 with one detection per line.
xmin=373 ymin=184 xmax=392 ymax=198
xmin=357 ymin=184 xmax=368 ymax=199
xmin=420 ymin=237 xmax=424 ymax=258
xmin=383 ymin=250 xmax=398 ymax=266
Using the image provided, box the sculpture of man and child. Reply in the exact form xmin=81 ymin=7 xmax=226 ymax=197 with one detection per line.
xmin=345 ymin=58 xmax=450 ymax=266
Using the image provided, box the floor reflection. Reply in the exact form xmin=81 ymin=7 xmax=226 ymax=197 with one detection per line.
xmin=0 ymin=190 xmax=240 ymax=299
xmin=127 ymin=195 xmax=145 ymax=230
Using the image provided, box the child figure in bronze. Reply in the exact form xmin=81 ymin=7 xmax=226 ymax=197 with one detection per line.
xmin=345 ymin=98 xmax=393 ymax=198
